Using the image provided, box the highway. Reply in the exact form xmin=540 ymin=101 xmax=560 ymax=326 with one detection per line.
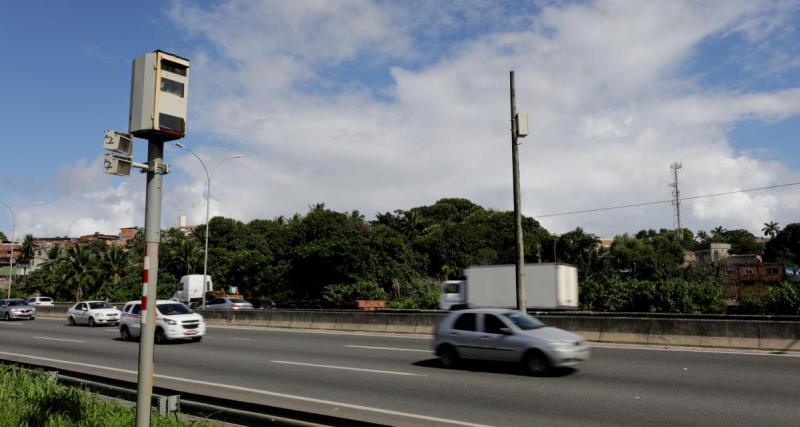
xmin=0 ymin=317 xmax=798 ymax=426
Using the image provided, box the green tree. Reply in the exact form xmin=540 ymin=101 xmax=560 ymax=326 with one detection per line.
xmin=0 ymin=231 xmax=7 ymax=242
xmin=63 ymin=245 xmax=98 ymax=301
xmin=18 ymin=234 xmax=37 ymax=280
xmin=762 ymin=221 xmax=780 ymax=239
xmin=723 ymin=229 xmax=763 ymax=255
xmin=764 ymin=223 xmax=800 ymax=266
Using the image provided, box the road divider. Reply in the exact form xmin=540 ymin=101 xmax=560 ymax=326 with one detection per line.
xmin=272 ymin=360 xmax=425 ymax=376
xmin=32 ymin=306 xmax=799 ymax=351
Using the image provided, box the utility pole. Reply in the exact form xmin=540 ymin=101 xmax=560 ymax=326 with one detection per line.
xmin=509 ymin=71 xmax=529 ymax=312
xmin=670 ymin=162 xmax=683 ymax=240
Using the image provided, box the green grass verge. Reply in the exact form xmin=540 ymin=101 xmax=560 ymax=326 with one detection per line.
xmin=0 ymin=364 xmax=209 ymax=426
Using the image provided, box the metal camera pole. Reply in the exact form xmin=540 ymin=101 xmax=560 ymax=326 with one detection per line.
xmin=136 ymin=139 xmax=165 ymax=426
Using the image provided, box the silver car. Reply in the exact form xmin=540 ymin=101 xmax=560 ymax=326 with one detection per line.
xmin=0 ymin=299 xmax=36 ymax=320
xmin=433 ymin=308 xmax=590 ymax=375
xmin=205 ymin=297 xmax=253 ymax=310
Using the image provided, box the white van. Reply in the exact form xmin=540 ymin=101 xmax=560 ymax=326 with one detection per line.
xmin=119 ymin=299 xmax=205 ymax=343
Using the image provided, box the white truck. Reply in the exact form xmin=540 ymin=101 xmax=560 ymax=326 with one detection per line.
xmin=439 ymin=263 xmax=579 ymax=310
xmin=172 ymin=274 xmax=213 ymax=307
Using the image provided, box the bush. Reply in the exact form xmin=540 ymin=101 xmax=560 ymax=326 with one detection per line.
xmin=0 ymin=364 xmax=206 ymax=426
xmin=579 ymin=278 xmax=725 ymax=314
xmin=387 ymin=277 xmax=441 ymax=309
xmin=321 ymin=280 xmax=388 ymax=303
xmin=734 ymin=282 xmax=800 ymax=315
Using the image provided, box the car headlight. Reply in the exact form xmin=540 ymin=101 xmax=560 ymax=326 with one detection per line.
xmin=166 ymin=319 xmax=177 ymax=326
xmin=549 ymin=341 xmax=580 ymax=351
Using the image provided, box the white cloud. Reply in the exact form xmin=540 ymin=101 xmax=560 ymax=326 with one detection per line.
xmin=23 ymin=0 xmax=800 ymax=239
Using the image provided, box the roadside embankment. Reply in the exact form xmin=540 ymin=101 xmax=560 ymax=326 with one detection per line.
xmin=35 ymin=306 xmax=799 ymax=352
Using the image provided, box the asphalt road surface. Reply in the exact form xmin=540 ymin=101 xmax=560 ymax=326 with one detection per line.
xmin=0 ymin=318 xmax=798 ymax=426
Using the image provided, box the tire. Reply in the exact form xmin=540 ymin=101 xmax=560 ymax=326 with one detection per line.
xmin=522 ymin=350 xmax=550 ymax=376
xmin=68 ymin=316 xmax=76 ymax=326
xmin=29 ymin=317 xmax=35 ymax=321
xmin=88 ymin=317 xmax=96 ymax=328
xmin=438 ymin=345 xmax=459 ymax=369
xmin=4 ymin=313 xmax=10 ymax=321
xmin=191 ymin=336 xmax=202 ymax=342
xmin=155 ymin=328 xmax=167 ymax=345
xmin=120 ymin=326 xmax=131 ymax=341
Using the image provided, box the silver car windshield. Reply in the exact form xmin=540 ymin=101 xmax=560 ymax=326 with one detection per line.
xmin=502 ymin=312 xmax=545 ymax=330
xmin=7 ymin=300 xmax=28 ymax=307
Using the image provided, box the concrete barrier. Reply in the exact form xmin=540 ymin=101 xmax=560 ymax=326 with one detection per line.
xmin=33 ymin=307 xmax=799 ymax=351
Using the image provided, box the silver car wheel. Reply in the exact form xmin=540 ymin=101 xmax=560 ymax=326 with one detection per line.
xmin=523 ymin=351 xmax=549 ymax=376
xmin=438 ymin=346 xmax=459 ymax=369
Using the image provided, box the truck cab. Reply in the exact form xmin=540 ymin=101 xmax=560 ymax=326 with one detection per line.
xmin=439 ymin=280 xmax=466 ymax=310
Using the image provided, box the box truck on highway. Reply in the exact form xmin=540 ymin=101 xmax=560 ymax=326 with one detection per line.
xmin=439 ymin=263 xmax=579 ymax=310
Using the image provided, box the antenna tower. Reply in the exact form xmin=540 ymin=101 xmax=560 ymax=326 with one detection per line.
xmin=670 ymin=162 xmax=683 ymax=239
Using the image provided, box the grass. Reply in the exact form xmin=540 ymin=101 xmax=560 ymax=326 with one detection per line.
xmin=0 ymin=364 xmax=209 ymax=427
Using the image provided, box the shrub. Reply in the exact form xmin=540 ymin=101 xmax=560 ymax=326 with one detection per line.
xmin=735 ymin=282 xmax=800 ymax=315
xmin=0 ymin=364 xmax=206 ymax=426
xmin=579 ymin=278 xmax=725 ymax=313
xmin=321 ymin=280 xmax=388 ymax=303
xmin=387 ymin=277 xmax=441 ymax=309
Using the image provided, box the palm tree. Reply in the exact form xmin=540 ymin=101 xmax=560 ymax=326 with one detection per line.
xmin=696 ymin=230 xmax=709 ymax=244
xmin=168 ymin=238 xmax=203 ymax=276
xmin=18 ymin=234 xmax=37 ymax=282
xmin=762 ymin=221 xmax=780 ymax=239
xmin=63 ymin=245 xmax=98 ymax=301
xmin=711 ymin=226 xmax=727 ymax=242
xmin=100 ymin=245 xmax=127 ymax=284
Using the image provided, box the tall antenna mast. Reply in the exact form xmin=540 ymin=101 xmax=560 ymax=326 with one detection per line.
xmin=670 ymin=162 xmax=683 ymax=239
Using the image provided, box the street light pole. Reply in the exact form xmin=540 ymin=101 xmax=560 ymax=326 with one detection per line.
xmin=1 ymin=202 xmax=15 ymax=299
xmin=0 ymin=201 xmax=43 ymax=298
xmin=175 ymin=142 xmax=244 ymax=309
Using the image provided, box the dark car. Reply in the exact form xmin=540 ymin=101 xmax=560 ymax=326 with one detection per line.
xmin=251 ymin=299 xmax=277 ymax=310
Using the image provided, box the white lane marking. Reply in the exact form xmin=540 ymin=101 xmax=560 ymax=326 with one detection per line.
xmin=590 ymin=343 xmax=800 ymax=358
xmin=0 ymin=322 xmax=23 ymax=325
xmin=346 ymin=344 xmax=431 ymax=353
xmin=230 ymin=337 xmax=251 ymax=341
xmin=0 ymin=352 xmax=487 ymax=427
xmin=33 ymin=337 xmax=86 ymax=343
xmin=272 ymin=360 xmax=425 ymax=377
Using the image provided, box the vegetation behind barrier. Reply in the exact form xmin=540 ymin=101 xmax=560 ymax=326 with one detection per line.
xmin=12 ymin=198 xmax=800 ymax=314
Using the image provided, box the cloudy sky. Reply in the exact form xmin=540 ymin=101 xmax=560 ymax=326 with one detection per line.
xmin=2 ymin=0 xmax=800 ymax=240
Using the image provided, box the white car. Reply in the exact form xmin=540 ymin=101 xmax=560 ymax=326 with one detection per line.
xmin=26 ymin=296 xmax=55 ymax=307
xmin=119 ymin=300 xmax=205 ymax=343
xmin=68 ymin=301 xmax=121 ymax=327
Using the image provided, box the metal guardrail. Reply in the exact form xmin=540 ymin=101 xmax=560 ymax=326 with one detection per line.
xmin=1 ymin=360 xmax=385 ymax=427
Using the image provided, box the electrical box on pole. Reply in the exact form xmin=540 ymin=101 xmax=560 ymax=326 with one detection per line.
xmin=516 ymin=113 xmax=529 ymax=138
xmin=129 ymin=50 xmax=190 ymax=141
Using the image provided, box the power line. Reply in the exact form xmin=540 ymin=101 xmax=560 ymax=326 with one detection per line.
xmin=534 ymin=181 xmax=800 ymax=219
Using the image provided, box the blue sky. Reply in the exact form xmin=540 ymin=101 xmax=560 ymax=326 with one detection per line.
xmin=1 ymin=1 xmax=800 ymax=239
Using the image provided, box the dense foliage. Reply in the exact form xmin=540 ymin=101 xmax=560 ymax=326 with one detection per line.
xmin=0 ymin=365 xmax=208 ymax=426
xmin=11 ymin=198 xmax=800 ymax=313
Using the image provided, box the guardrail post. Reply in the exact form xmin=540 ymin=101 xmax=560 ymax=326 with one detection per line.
xmin=157 ymin=394 xmax=181 ymax=415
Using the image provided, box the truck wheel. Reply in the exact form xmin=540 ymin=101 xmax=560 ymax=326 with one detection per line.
xmin=437 ymin=345 xmax=459 ymax=369
xmin=522 ymin=350 xmax=550 ymax=376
